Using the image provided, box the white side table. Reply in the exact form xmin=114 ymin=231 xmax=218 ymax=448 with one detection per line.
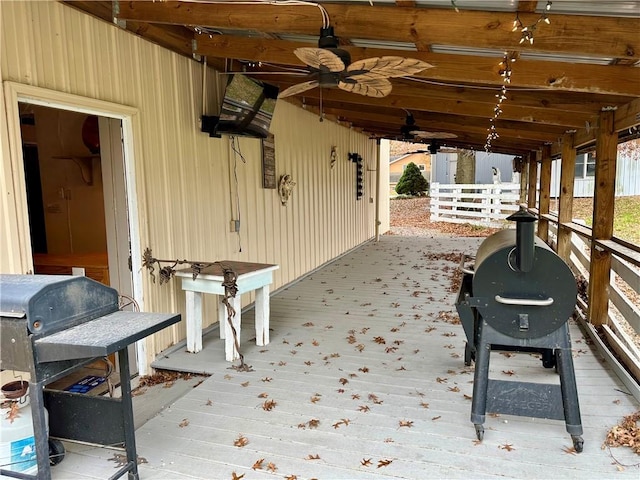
xmin=176 ymin=261 xmax=279 ymax=361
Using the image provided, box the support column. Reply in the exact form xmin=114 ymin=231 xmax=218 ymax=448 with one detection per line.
xmin=538 ymin=144 xmax=552 ymax=242
xmin=527 ymin=151 xmax=539 ymax=210
xmin=519 ymin=153 xmax=529 ymax=205
xmin=588 ymin=109 xmax=617 ymax=327
xmin=557 ymin=133 xmax=577 ymax=262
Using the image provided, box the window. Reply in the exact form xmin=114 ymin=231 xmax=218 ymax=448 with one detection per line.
xmin=574 ymin=152 xmax=596 ymax=178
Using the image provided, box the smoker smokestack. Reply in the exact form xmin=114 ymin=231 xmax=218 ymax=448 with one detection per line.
xmin=507 ymin=207 xmax=537 ymax=272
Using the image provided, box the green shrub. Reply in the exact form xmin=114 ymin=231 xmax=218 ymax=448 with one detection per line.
xmin=395 ymin=162 xmax=429 ymax=196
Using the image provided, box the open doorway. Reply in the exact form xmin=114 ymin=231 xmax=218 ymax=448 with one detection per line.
xmin=18 ymin=103 xmax=137 ymax=374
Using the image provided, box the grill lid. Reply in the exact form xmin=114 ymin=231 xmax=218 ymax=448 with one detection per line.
xmin=0 ymin=275 xmax=119 ymax=335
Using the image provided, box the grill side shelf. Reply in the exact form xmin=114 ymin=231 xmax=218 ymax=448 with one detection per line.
xmin=34 ymin=311 xmax=181 ymax=362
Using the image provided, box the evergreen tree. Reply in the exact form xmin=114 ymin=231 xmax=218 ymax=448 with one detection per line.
xmin=395 ymin=162 xmax=429 ymax=196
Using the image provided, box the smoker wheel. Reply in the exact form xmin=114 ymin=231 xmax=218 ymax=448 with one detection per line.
xmin=571 ymin=435 xmax=584 ymax=453
xmin=474 ymin=424 xmax=484 ymax=441
xmin=49 ymin=439 xmax=65 ymax=466
xmin=541 ymin=349 xmax=556 ymax=369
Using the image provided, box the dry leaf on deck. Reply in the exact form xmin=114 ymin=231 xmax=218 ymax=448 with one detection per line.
xmin=361 ymin=458 xmax=372 ymax=467
xmin=262 ymin=399 xmax=277 ymax=411
xmin=306 ymin=454 xmax=320 ymax=460
xmin=377 ymin=459 xmax=393 ymax=468
xmin=234 ymin=435 xmax=249 ymax=447
xmin=231 ymin=472 xmax=245 ymax=480
xmin=179 ymin=418 xmax=189 ymax=428
xmin=399 ymin=420 xmax=414 ymax=428
xmin=266 ymin=462 xmax=277 ymax=472
xmin=499 ymin=443 xmax=515 ymax=451
xmin=252 ymin=459 xmax=264 ymax=470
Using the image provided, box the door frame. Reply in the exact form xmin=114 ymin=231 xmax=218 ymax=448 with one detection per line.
xmin=3 ymin=81 xmax=150 ymax=374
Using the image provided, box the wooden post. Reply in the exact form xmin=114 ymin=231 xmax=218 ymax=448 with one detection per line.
xmin=527 ymin=151 xmax=538 ymax=210
xmin=588 ymin=109 xmax=617 ymax=327
xmin=556 ymin=133 xmax=577 ymax=262
xmin=537 ymin=144 xmax=552 ymax=242
xmin=519 ymin=153 xmax=529 ymax=205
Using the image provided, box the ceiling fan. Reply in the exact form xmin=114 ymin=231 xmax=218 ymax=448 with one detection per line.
xmin=399 ymin=112 xmax=458 ymax=141
xmin=278 ymin=27 xmax=432 ymax=99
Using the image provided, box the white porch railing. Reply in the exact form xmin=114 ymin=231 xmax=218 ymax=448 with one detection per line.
xmin=430 ymin=183 xmax=520 ymax=227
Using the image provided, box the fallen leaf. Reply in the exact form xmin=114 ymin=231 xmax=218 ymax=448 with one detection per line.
xmin=499 ymin=443 xmax=515 ymax=452
xmin=420 ymin=402 xmax=430 ymax=409
xmin=234 ymin=435 xmax=249 ymax=447
xmin=262 ymin=399 xmax=277 ymax=411
xmin=179 ymin=418 xmax=189 ymax=428
xmin=306 ymin=454 xmax=320 ymax=460
xmin=431 ymin=415 xmax=442 ymax=421
xmin=399 ymin=420 xmax=414 ymax=428
xmin=359 ymin=405 xmax=371 ymax=412
xmin=261 ymin=377 xmax=273 ymax=383
xmin=258 ymin=392 xmax=269 ymax=398
xmin=562 ymin=446 xmax=577 ymax=455
xmin=266 ymin=462 xmax=277 ymax=473
xmin=205 ymin=399 xmax=213 ymax=406
xmin=374 ymin=336 xmax=386 ymax=344
xmin=310 ymin=396 xmax=321 ymax=403
xmin=377 ymin=459 xmax=393 ymax=468
xmin=361 ymin=458 xmax=372 ymax=467
xmin=252 ymin=459 xmax=264 ymax=470
xmin=231 ymin=472 xmax=245 ymax=480
xmin=307 ymin=418 xmax=320 ymax=429
xmin=502 ymin=370 xmax=516 ymax=376
xmin=339 ymin=378 xmax=349 ymax=385
xmin=241 ymin=382 xmax=249 ymax=387
xmin=436 ymin=377 xmax=448 ymax=384
xmin=284 ymin=475 xmax=297 ymax=480
xmin=448 ymin=386 xmax=460 ymax=393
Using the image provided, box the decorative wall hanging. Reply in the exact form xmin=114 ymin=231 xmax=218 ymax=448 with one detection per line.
xmin=262 ymin=133 xmax=276 ymax=189
xmin=278 ymin=174 xmax=296 ymax=206
xmin=349 ymin=153 xmax=364 ymax=200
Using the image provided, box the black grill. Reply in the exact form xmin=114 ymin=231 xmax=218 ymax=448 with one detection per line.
xmin=0 ymin=274 xmax=180 ymax=479
xmin=455 ymin=208 xmax=583 ymax=452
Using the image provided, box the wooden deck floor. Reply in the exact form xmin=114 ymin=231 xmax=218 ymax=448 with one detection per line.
xmin=53 ymin=235 xmax=639 ymax=479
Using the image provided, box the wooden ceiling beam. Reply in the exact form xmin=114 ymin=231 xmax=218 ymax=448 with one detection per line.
xmin=268 ymin=85 xmax=594 ymax=129
xmin=196 ymin=35 xmax=640 ymax=97
xmin=117 ymin=2 xmax=640 ymax=60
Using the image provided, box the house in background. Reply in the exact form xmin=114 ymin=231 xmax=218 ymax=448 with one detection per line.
xmin=550 ymin=147 xmax=640 ymax=198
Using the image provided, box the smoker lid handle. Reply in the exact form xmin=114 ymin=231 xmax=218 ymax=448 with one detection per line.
xmin=459 ymin=254 xmax=475 ymax=275
xmin=494 ymin=295 xmax=554 ymax=307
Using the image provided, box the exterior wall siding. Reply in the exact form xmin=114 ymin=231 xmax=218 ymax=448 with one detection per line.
xmin=1 ymin=1 xmax=377 ymax=368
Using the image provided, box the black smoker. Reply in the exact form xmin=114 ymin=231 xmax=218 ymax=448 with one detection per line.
xmin=455 ymin=208 xmax=583 ymax=452
xmin=0 ymin=275 xmax=180 ymax=479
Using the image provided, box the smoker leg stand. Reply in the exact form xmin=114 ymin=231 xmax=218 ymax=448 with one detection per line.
xmin=470 ymin=340 xmax=491 ymax=440
xmin=116 ymin=348 xmax=140 ymax=480
xmin=556 ymin=347 xmax=584 ymax=452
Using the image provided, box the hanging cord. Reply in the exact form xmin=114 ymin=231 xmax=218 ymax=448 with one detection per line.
xmin=230 ymin=137 xmax=245 ymax=252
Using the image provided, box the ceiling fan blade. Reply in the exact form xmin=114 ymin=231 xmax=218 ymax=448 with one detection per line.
xmin=294 ymin=47 xmax=345 ymax=72
xmin=338 ymin=77 xmax=392 ymax=98
xmin=278 ymin=80 xmax=320 ymax=98
xmin=347 ymin=56 xmax=432 ymax=79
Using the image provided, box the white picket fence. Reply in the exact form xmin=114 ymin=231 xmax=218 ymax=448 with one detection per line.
xmin=430 ymin=183 xmax=521 ymax=227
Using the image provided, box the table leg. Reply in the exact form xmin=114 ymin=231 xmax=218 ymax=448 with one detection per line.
xmin=254 ymin=284 xmax=270 ymax=346
xmin=185 ymin=290 xmax=203 ymax=353
xmin=225 ymin=295 xmax=242 ymax=361
xmin=218 ymin=296 xmax=226 ymax=340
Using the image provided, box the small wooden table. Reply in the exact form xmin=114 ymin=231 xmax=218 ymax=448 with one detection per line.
xmin=176 ymin=261 xmax=279 ymax=361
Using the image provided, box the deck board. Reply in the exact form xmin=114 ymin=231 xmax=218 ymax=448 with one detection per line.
xmin=54 ymin=236 xmax=639 ymax=479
